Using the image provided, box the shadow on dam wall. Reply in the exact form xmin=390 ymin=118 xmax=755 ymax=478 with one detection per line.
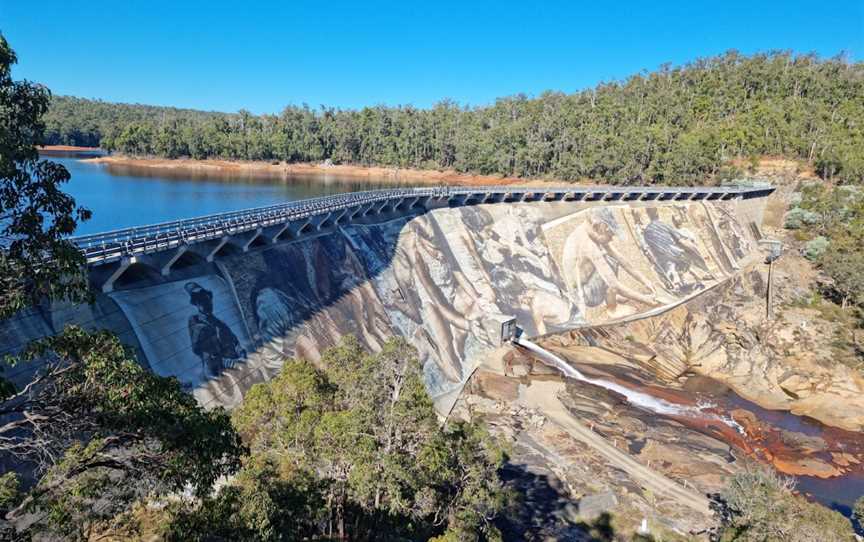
xmin=0 ymin=198 xmax=765 ymax=413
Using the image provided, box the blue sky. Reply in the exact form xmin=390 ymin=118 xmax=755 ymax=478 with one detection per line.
xmin=2 ymin=0 xmax=862 ymax=113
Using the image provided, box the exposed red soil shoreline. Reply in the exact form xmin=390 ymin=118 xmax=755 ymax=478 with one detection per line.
xmin=79 ymin=154 xmax=570 ymax=186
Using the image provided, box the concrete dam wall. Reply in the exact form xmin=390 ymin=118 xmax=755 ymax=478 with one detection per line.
xmin=0 ymin=194 xmax=768 ymax=412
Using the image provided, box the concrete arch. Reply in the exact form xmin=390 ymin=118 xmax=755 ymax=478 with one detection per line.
xmin=101 ymin=259 xmax=162 ymax=292
xmin=170 ymin=249 xmax=207 ymax=272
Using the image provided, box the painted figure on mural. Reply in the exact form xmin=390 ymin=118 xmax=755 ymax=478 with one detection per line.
xmin=245 ymin=247 xmax=307 ymax=368
xmin=185 ymin=281 xmax=246 ymax=379
xmin=251 ymin=285 xmax=300 ymax=372
xmin=460 ymin=206 xmax=579 ymax=335
xmin=637 ymin=207 xmax=711 ymax=293
xmin=712 ymin=205 xmax=750 ymax=261
xmin=407 ymin=216 xmax=472 ymax=382
xmin=561 ymin=209 xmax=660 ymax=319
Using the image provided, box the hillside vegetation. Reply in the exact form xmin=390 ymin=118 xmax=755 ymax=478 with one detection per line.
xmin=44 ymin=96 xmax=223 ymax=148
xmin=45 ymin=51 xmax=864 ymax=185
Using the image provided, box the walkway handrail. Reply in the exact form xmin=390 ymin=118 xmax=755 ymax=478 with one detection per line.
xmin=71 ymin=184 xmax=773 ymax=265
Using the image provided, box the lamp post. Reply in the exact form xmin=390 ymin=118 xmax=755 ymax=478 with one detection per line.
xmin=760 ymin=239 xmax=783 ymax=321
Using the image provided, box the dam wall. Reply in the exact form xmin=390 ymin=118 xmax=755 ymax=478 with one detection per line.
xmin=0 ymin=193 xmax=768 ymax=412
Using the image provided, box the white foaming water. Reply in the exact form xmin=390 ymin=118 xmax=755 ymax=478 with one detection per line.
xmin=515 ymin=338 xmax=744 ymax=433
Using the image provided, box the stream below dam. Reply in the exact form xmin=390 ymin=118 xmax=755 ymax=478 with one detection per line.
xmin=528 ymin=343 xmax=864 ymax=518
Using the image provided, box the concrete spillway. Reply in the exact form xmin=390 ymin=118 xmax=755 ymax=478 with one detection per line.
xmin=0 ymin=187 xmax=772 ymax=413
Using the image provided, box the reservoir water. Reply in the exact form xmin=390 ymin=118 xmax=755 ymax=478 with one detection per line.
xmin=44 ymin=151 xmax=425 ymax=236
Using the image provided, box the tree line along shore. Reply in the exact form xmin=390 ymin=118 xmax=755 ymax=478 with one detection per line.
xmin=42 ymin=51 xmax=863 ymax=186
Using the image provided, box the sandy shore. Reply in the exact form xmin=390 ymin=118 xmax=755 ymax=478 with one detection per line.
xmin=80 ymin=154 xmax=564 ymax=186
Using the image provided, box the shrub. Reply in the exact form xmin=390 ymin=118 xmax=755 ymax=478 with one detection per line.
xmin=784 ymin=207 xmax=820 ymax=229
xmin=713 ymin=467 xmax=854 ymax=542
xmin=804 ymin=236 xmax=829 ymax=260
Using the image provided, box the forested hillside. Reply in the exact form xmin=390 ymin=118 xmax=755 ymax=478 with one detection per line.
xmin=43 ymin=96 xmax=223 ymax=148
xmin=45 ymin=51 xmax=864 ymax=184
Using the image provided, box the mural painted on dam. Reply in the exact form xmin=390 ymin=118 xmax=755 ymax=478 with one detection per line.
xmin=0 ymin=199 xmax=759 ymax=410
xmin=541 ymin=202 xmax=754 ymax=323
xmin=223 ymin=228 xmax=396 ymax=373
xmin=108 ymin=274 xmax=256 ymax=407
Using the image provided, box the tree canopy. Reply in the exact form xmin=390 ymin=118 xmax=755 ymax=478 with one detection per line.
xmin=786 ymin=183 xmax=864 ymax=309
xmin=0 ymin=34 xmax=91 ymax=318
xmin=0 ymin=328 xmax=244 ymax=539
xmin=45 ymin=51 xmax=864 ymax=185
xmin=712 ymin=467 xmax=854 ymax=541
xmin=166 ymin=337 xmax=509 ymax=542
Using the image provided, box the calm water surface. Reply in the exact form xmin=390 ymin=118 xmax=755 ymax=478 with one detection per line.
xmin=45 ymin=152 xmax=426 ymax=236
xmin=723 ymin=390 xmax=864 ymax=516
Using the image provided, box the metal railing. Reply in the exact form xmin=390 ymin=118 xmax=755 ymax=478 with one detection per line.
xmin=71 ymin=184 xmax=772 ymax=265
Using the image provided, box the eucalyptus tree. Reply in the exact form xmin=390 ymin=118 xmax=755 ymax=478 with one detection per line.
xmin=0 ymin=34 xmax=244 ymax=539
xmin=221 ymin=337 xmax=509 ymax=541
xmin=0 ymin=35 xmax=91 ymax=319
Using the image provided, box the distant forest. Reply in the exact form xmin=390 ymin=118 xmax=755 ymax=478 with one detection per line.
xmin=44 ymin=51 xmax=864 ymax=184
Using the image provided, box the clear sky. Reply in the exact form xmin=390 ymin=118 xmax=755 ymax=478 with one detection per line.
xmin=2 ymin=0 xmax=862 ymax=114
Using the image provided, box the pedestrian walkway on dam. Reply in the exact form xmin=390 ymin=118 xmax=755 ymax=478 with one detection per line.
xmin=72 ymin=183 xmax=775 ymax=292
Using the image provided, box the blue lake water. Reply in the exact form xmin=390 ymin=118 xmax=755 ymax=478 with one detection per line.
xmin=44 ymin=152 xmax=424 ymax=236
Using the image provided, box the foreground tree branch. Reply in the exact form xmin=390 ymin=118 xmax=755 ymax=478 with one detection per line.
xmin=0 ymin=326 xmax=245 ymax=537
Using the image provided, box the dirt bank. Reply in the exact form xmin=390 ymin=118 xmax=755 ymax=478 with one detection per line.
xmin=39 ymin=145 xmax=101 ymax=152
xmin=81 ymin=155 xmax=562 ymax=186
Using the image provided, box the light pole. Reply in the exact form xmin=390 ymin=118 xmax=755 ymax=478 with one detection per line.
xmin=760 ymin=239 xmax=783 ymax=321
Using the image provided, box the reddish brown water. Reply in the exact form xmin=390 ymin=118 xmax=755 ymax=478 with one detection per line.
xmin=650 ymin=379 xmax=864 ymax=515
xmin=555 ymin=354 xmax=864 ymax=517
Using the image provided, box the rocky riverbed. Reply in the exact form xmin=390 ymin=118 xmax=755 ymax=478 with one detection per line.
xmin=456 ymin=256 xmax=864 ymax=540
